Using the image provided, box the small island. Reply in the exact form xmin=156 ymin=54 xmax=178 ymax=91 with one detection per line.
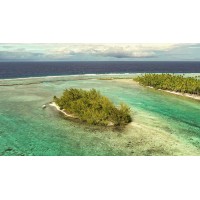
xmin=135 ymin=74 xmax=200 ymax=99
xmin=52 ymin=88 xmax=132 ymax=126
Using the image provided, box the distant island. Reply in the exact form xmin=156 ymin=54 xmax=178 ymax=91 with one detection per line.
xmin=135 ymin=74 xmax=200 ymax=98
xmin=51 ymin=88 xmax=132 ymax=126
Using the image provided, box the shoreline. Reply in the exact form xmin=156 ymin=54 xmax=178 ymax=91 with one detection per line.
xmin=145 ymin=85 xmax=200 ymax=101
xmin=49 ymin=102 xmax=76 ymax=118
xmin=107 ymin=78 xmax=200 ymax=101
xmin=157 ymin=89 xmax=200 ymax=101
xmin=49 ymin=102 xmax=115 ymax=127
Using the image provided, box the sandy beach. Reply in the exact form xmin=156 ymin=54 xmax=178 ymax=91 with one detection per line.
xmin=50 ymin=101 xmax=115 ymax=127
xmin=109 ymin=78 xmax=200 ymax=101
xmin=157 ymin=89 xmax=200 ymax=101
xmin=49 ymin=102 xmax=76 ymax=118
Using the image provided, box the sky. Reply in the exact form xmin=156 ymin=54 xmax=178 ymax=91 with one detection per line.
xmin=0 ymin=43 xmax=200 ymax=61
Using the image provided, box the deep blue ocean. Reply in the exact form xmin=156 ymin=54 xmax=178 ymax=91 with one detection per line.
xmin=0 ymin=61 xmax=200 ymax=79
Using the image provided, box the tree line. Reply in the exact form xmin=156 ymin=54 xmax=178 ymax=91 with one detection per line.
xmin=54 ymin=88 xmax=132 ymax=126
xmin=135 ymin=74 xmax=200 ymax=95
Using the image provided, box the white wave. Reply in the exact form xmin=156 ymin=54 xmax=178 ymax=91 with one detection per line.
xmin=0 ymin=73 xmax=140 ymax=81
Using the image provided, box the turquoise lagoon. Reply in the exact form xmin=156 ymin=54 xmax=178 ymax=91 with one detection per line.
xmin=0 ymin=74 xmax=200 ymax=156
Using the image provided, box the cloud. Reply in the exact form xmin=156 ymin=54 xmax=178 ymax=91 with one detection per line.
xmin=48 ymin=44 xmax=178 ymax=59
xmin=0 ymin=43 xmax=183 ymax=60
xmin=0 ymin=51 xmax=44 ymax=60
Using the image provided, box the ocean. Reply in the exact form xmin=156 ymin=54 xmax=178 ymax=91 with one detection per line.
xmin=0 ymin=61 xmax=200 ymax=155
xmin=0 ymin=61 xmax=200 ymax=79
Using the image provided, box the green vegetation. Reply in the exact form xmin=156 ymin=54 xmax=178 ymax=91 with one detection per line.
xmin=135 ymin=74 xmax=200 ymax=95
xmin=53 ymin=88 xmax=132 ymax=126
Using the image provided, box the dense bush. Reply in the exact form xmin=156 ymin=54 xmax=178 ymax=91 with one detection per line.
xmin=135 ymin=74 xmax=200 ymax=95
xmin=54 ymin=88 xmax=132 ymax=126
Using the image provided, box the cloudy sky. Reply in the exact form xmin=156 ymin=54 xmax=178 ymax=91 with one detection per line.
xmin=0 ymin=43 xmax=200 ymax=61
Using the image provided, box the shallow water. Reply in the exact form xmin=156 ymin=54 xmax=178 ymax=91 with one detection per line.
xmin=0 ymin=74 xmax=200 ymax=156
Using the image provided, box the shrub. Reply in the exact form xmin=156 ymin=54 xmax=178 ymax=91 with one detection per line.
xmin=54 ymin=88 xmax=132 ymax=126
xmin=135 ymin=74 xmax=200 ymax=95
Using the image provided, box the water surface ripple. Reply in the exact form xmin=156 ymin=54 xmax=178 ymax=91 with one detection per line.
xmin=0 ymin=75 xmax=199 ymax=155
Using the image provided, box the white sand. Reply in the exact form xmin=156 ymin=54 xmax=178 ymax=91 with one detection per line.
xmin=49 ymin=102 xmax=115 ymax=126
xmin=158 ymin=89 xmax=200 ymax=101
xmin=49 ymin=102 xmax=76 ymax=118
xmin=146 ymin=86 xmax=200 ymax=100
xmin=110 ymin=79 xmax=200 ymax=101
